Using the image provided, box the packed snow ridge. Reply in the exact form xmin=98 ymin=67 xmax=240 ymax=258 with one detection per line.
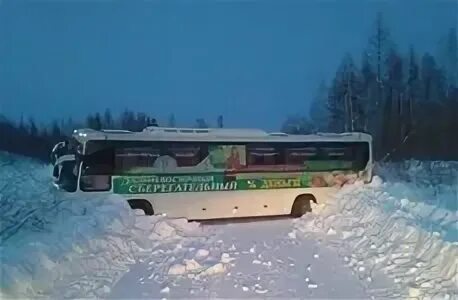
xmin=293 ymin=168 xmax=458 ymax=299
xmin=377 ymin=160 xmax=458 ymax=241
xmin=0 ymin=153 xmax=217 ymax=298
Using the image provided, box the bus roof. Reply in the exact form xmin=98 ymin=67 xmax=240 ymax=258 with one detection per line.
xmin=72 ymin=127 xmax=372 ymax=144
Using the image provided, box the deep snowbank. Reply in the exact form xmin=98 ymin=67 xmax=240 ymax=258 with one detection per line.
xmin=378 ymin=160 xmax=458 ymax=210
xmin=377 ymin=161 xmax=458 ymax=241
xmin=0 ymin=153 xmax=206 ymax=298
xmin=293 ymin=177 xmax=458 ymax=299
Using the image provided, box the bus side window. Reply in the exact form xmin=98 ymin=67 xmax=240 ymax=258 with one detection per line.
xmin=247 ymin=144 xmax=282 ymax=166
xmin=352 ymin=142 xmax=370 ymax=170
xmin=115 ymin=147 xmax=160 ymax=173
xmin=167 ymin=143 xmax=204 ymax=167
xmin=80 ymin=148 xmax=114 ymax=191
xmin=321 ymin=145 xmax=347 ymax=160
xmin=285 ymin=145 xmax=318 ymax=165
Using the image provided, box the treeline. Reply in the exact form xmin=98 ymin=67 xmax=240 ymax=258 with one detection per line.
xmin=283 ymin=13 xmax=457 ymax=161
xmin=0 ymin=109 xmax=224 ymax=162
xmin=0 ymin=116 xmax=64 ymax=162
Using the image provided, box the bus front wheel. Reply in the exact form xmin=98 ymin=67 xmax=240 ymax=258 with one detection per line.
xmin=291 ymin=195 xmax=314 ymax=218
xmin=127 ymin=199 xmax=154 ymax=216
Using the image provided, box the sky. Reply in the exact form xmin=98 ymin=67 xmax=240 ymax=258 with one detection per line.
xmin=0 ymin=0 xmax=456 ymax=130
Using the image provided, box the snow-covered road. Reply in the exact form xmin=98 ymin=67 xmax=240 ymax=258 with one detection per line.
xmin=109 ymin=217 xmax=375 ymax=299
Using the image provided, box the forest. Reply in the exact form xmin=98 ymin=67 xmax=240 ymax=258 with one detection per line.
xmin=282 ymin=13 xmax=457 ymax=161
xmin=1 ymin=13 xmax=457 ymax=162
xmin=0 ymin=110 xmax=223 ymax=162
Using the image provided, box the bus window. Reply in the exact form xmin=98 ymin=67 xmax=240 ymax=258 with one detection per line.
xmin=350 ymin=142 xmax=370 ymax=170
xmin=247 ymin=144 xmax=282 ymax=166
xmin=285 ymin=147 xmax=318 ymax=165
xmin=80 ymin=172 xmax=111 ymax=191
xmin=80 ymin=148 xmax=114 ymax=191
xmin=321 ymin=146 xmax=348 ymax=159
xmin=115 ymin=147 xmax=160 ymax=173
xmin=167 ymin=144 xmax=204 ymax=167
xmin=309 ymin=142 xmax=369 ymax=171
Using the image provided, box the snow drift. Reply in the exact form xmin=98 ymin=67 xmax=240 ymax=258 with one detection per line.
xmin=294 ymin=174 xmax=458 ymax=299
xmin=377 ymin=160 xmax=458 ymax=211
xmin=0 ymin=152 xmax=206 ymax=298
xmin=377 ymin=160 xmax=458 ymax=241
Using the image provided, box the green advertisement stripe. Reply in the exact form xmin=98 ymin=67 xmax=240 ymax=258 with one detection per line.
xmin=112 ymin=172 xmax=321 ymax=194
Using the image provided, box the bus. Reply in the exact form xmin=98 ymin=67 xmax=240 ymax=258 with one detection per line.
xmin=51 ymin=127 xmax=373 ymax=220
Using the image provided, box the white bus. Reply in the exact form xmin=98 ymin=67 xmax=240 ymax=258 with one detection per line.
xmin=51 ymin=127 xmax=373 ymax=220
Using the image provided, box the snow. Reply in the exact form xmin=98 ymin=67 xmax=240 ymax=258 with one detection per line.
xmin=195 ymin=249 xmax=209 ymax=259
xmin=1 ymin=152 xmax=457 ymax=299
xmin=110 ymin=218 xmax=373 ymax=298
xmin=0 ymin=152 xmax=209 ymax=298
xmin=376 ymin=161 xmax=458 ymax=241
xmin=294 ymin=172 xmax=458 ymax=299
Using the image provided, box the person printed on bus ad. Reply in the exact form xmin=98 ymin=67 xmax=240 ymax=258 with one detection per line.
xmin=226 ymin=146 xmax=242 ymax=170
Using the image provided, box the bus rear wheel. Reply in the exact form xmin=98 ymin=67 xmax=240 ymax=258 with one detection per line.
xmin=290 ymin=195 xmax=314 ymax=218
xmin=127 ymin=199 xmax=154 ymax=216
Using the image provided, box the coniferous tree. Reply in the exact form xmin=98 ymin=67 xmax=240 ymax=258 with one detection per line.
xmin=18 ymin=115 xmax=27 ymax=135
xmin=136 ymin=112 xmax=147 ymax=131
xmin=327 ymin=76 xmax=346 ymax=132
xmin=168 ymin=114 xmax=176 ymax=127
xmin=29 ymin=118 xmax=38 ymax=137
xmin=281 ymin=116 xmax=314 ymax=134
xmin=381 ymin=49 xmax=404 ymax=158
xmin=309 ymin=81 xmax=329 ymax=131
xmin=406 ymin=47 xmax=419 ymax=128
xmin=103 ymin=109 xmax=113 ymax=129
xmin=366 ymin=12 xmax=393 ymax=157
xmin=195 ymin=118 xmax=208 ymax=128
xmin=217 ymin=115 xmax=224 ymax=128
xmin=93 ymin=113 xmax=102 ymax=130
xmin=438 ymin=27 xmax=457 ymax=92
xmin=86 ymin=114 xmax=95 ymax=129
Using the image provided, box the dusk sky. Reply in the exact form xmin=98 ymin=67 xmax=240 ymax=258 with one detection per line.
xmin=0 ymin=0 xmax=456 ymax=130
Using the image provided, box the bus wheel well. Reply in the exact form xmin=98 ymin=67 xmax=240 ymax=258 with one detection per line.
xmin=127 ymin=199 xmax=154 ymax=216
xmin=290 ymin=194 xmax=316 ymax=218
